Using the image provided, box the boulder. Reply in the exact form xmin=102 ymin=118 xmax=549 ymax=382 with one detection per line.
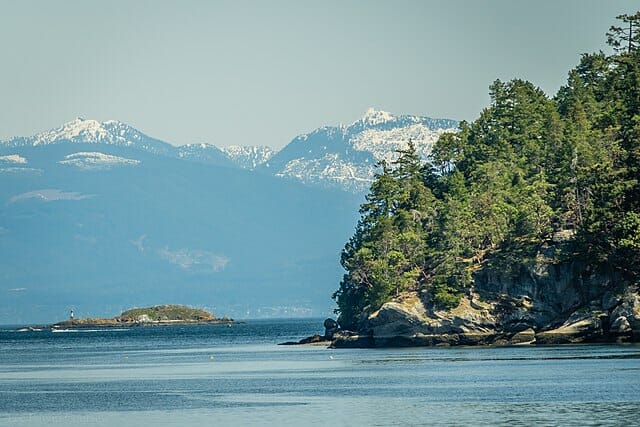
xmin=610 ymin=316 xmax=631 ymax=334
xmin=323 ymin=318 xmax=339 ymax=339
xmin=536 ymin=310 xmax=607 ymax=344
xmin=610 ymin=291 xmax=640 ymax=338
xmin=367 ymin=293 xmax=430 ymax=338
xmin=508 ymin=328 xmax=536 ymax=345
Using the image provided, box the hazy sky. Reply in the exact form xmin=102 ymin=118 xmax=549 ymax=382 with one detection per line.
xmin=1 ymin=1 xmax=637 ymax=148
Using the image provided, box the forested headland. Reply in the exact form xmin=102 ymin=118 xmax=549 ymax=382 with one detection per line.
xmin=331 ymin=13 xmax=640 ymax=343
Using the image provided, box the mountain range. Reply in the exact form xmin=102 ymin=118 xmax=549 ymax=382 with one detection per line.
xmin=3 ymin=108 xmax=457 ymax=192
xmin=0 ymin=109 xmax=457 ymax=323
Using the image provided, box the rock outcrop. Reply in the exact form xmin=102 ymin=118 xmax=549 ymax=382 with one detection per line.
xmin=536 ymin=309 xmax=608 ymax=344
xmin=330 ymin=244 xmax=640 ymax=348
xmin=323 ymin=318 xmax=340 ymax=339
xmin=279 ymin=318 xmax=340 ymax=345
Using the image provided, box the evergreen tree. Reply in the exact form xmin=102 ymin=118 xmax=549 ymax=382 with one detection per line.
xmin=607 ymin=12 xmax=640 ymax=54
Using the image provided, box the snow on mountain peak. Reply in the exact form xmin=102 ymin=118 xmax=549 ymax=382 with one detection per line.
xmin=221 ymin=145 xmax=274 ymax=170
xmin=35 ymin=117 xmax=110 ymax=145
xmin=358 ymin=108 xmax=396 ymax=126
xmin=270 ymin=109 xmax=459 ymax=192
xmin=0 ymin=118 xmax=175 ymax=156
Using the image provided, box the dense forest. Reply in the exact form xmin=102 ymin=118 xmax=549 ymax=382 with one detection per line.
xmin=333 ymin=13 xmax=640 ymax=330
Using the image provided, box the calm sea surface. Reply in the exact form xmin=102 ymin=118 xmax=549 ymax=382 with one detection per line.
xmin=1 ymin=319 xmax=639 ymax=426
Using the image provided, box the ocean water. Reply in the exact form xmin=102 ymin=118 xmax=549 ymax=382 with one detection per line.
xmin=1 ymin=319 xmax=639 ymax=426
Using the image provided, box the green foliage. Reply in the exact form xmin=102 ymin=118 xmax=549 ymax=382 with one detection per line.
xmin=118 ymin=305 xmax=214 ymax=321
xmin=431 ymin=284 xmax=463 ymax=311
xmin=333 ymin=12 xmax=640 ymax=329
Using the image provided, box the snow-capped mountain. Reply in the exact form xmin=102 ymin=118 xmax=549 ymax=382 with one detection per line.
xmin=5 ymin=117 xmax=175 ymax=155
xmin=263 ymin=108 xmax=458 ymax=192
xmin=220 ymin=145 xmax=274 ymax=170
xmin=3 ymin=118 xmax=236 ymax=168
xmin=1 ymin=109 xmax=458 ymax=192
xmin=2 ymin=118 xmax=276 ymax=170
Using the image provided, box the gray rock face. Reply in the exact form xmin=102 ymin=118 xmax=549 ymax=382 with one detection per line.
xmin=610 ymin=292 xmax=640 ymax=339
xmin=611 ymin=316 xmax=631 ymax=334
xmin=367 ymin=294 xmax=432 ymax=337
xmin=509 ymin=328 xmax=536 ymax=345
xmin=330 ymin=243 xmax=640 ymax=348
xmin=536 ymin=310 xmax=607 ymax=344
xmin=602 ymin=291 xmax=622 ymax=311
xmin=332 ymin=294 xmax=548 ymax=348
xmin=367 ymin=293 xmax=497 ymax=339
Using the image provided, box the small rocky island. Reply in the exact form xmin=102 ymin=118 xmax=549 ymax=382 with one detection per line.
xmin=51 ymin=304 xmax=236 ymax=329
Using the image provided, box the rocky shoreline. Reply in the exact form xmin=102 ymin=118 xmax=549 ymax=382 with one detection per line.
xmin=50 ymin=318 xmax=237 ymax=329
xmin=294 ymin=249 xmax=640 ymax=349
xmin=329 ymin=287 xmax=640 ymax=348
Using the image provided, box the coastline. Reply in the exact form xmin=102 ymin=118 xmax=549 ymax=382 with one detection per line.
xmin=50 ymin=318 xmax=239 ymax=329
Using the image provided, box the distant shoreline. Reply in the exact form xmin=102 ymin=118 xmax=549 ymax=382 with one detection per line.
xmin=39 ymin=304 xmax=239 ymax=330
xmin=50 ymin=318 xmax=238 ymax=329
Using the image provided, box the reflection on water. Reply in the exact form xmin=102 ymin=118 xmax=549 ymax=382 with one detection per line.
xmin=1 ymin=319 xmax=639 ymax=426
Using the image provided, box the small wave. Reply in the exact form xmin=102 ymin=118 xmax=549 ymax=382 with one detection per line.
xmin=51 ymin=328 xmax=130 ymax=333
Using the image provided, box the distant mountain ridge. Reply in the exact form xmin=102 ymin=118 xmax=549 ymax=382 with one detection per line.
xmin=1 ymin=109 xmax=458 ymax=192
xmin=5 ymin=117 xmax=174 ymax=154
xmin=4 ymin=117 xmax=234 ymax=168
xmin=263 ymin=108 xmax=458 ymax=192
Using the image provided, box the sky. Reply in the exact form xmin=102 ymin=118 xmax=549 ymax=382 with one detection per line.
xmin=1 ymin=0 xmax=638 ymax=148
